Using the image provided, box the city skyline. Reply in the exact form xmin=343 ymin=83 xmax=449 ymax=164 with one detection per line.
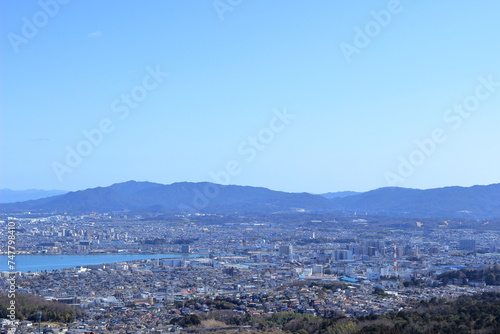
xmin=2 ymin=1 xmax=500 ymax=193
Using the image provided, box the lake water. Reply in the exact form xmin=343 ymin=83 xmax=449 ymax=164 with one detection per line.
xmin=0 ymin=253 xmax=205 ymax=272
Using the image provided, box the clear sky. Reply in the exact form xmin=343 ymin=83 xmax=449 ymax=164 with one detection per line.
xmin=1 ymin=0 xmax=500 ymax=193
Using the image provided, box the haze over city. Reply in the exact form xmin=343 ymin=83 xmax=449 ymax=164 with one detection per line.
xmin=2 ymin=1 xmax=500 ymax=193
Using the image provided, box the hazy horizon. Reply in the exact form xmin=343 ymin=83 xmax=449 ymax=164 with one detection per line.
xmin=2 ymin=179 xmax=500 ymax=194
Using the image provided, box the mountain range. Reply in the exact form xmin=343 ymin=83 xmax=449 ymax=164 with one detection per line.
xmin=320 ymin=191 xmax=361 ymax=199
xmin=1 ymin=181 xmax=500 ymax=219
xmin=0 ymin=189 xmax=68 ymax=204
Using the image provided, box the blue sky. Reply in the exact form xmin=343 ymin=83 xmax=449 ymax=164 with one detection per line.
xmin=1 ymin=0 xmax=500 ymax=193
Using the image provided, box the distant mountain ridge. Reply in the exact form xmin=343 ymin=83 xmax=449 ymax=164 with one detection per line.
xmin=332 ymin=184 xmax=500 ymax=219
xmin=0 ymin=189 xmax=67 ymax=204
xmin=320 ymin=191 xmax=360 ymax=199
xmin=2 ymin=181 xmax=500 ymax=219
xmin=0 ymin=181 xmax=334 ymax=215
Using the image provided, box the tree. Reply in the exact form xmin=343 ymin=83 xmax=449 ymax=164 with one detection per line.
xmin=373 ymin=287 xmax=386 ymax=296
xmin=485 ymin=273 xmax=496 ymax=286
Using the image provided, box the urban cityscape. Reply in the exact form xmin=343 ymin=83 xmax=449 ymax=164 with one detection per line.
xmin=3 ymin=1 xmax=500 ymax=333
xmin=1 ymin=208 xmax=499 ymax=332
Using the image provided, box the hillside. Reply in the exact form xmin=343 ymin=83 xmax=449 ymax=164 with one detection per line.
xmin=0 ymin=181 xmax=335 ymax=215
xmin=2 ymin=181 xmax=500 ymax=219
xmin=331 ymin=184 xmax=500 ymax=219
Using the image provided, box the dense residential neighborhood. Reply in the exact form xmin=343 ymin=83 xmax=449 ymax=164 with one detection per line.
xmin=1 ymin=213 xmax=499 ymax=333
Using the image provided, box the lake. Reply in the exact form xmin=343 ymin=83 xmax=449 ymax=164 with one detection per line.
xmin=0 ymin=253 xmax=205 ymax=272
